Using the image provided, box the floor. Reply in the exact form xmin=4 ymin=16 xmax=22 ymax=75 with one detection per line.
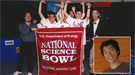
xmin=1 ymin=59 xmax=90 ymax=75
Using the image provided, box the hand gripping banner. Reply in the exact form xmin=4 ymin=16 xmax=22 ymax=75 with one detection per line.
xmin=35 ymin=27 xmax=84 ymax=75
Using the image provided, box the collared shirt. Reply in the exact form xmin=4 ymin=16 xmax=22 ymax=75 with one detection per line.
xmin=19 ymin=23 xmax=37 ymax=42
xmin=93 ymin=18 xmax=100 ymax=35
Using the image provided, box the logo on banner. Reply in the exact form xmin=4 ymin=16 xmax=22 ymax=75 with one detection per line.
xmin=5 ymin=40 xmax=14 ymax=46
xmin=41 ymin=40 xmax=77 ymax=64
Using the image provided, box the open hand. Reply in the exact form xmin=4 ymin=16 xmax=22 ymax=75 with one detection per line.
xmin=80 ymin=1 xmax=85 ymax=6
xmin=86 ymin=3 xmax=92 ymax=6
xmin=40 ymin=0 xmax=46 ymax=4
xmin=65 ymin=0 xmax=72 ymax=4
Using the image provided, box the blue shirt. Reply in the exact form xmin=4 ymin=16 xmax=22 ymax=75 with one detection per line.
xmin=19 ymin=23 xmax=37 ymax=42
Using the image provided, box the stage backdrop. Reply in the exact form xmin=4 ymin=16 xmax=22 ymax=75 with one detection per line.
xmin=35 ymin=27 xmax=84 ymax=75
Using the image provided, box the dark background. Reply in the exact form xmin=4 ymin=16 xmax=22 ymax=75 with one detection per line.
xmin=1 ymin=1 xmax=134 ymax=50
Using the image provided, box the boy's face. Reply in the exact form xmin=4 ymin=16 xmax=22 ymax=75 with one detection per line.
xmin=75 ymin=11 xmax=82 ymax=19
xmin=48 ymin=14 xmax=55 ymax=22
xmin=103 ymin=44 xmax=119 ymax=64
xmin=69 ymin=11 xmax=74 ymax=18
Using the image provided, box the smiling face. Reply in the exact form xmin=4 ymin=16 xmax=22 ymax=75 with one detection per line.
xmin=24 ymin=13 xmax=31 ymax=22
xmin=75 ymin=11 xmax=82 ymax=19
xmin=103 ymin=44 xmax=119 ymax=64
xmin=48 ymin=14 xmax=55 ymax=23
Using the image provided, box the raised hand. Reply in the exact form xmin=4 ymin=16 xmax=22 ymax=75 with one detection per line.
xmin=65 ymin=0 xmax=72 ymax=4
xmin=40 ymin=0 xmax=46 ymax=4
xmin=86 ymin=3 xmax=92 ymax=7
xmin=61 ymin=0 xmax=64 ymax=6
xmin=55 ymin=4 xmax=61 ymax=7
xmin=72 ymin=6 xmax=76 ymax=12
xmin=80 ymin=1 xmax=85 ymax=6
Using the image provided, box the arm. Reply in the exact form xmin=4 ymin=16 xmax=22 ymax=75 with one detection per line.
xmin=38 ymin=0 xmax=46 ymax=20
xmin=86 ymin=3 xmax=92 ymax=21
xmin=19 ymin=24 xmax=31 ymax=36
xmin=56 ymin=0 xmax=64 ymax=24
xmin=80 ymin=1 xmax=85 ymax=19
xmin=64 ymin=0 xmax=71 ymax=18
xmin=56 ymin=8 xmax=62 ymax=22
xmin=80 ymin=1 xmax=85 ymax=14
xmin=72 ymin=6 xmax=75 ymax=14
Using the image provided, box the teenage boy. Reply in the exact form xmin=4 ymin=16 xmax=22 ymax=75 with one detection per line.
xmin=38 ymin=0 xmax=56 ymax=28
xmin=64 ymin=0 xmax=92 ymax=73
xmin=100 ymin=39 xmax=129 ymax=73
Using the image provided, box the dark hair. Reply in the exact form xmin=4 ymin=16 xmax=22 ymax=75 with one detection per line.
xmin=100 ymin=39 xmax=120 ymax=57
xmin=92 ymin=8 xmax=100 ymax=13
xmin=75 ymin=8 xmax=82 ymax=13
xmin=48 ymin=12 xmax=55 ymax=17
xmin=25 ymin=12 xmax=31 ymax=17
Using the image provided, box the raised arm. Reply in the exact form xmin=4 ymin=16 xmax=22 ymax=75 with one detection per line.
xmin=64 ymin=0 xmax=71 ymax=18
xmin=38 ymin=0 xmax=46 ymax=20
xmin=72 ymin=6 xmax=76 ymax=14
xmin=55 ymin=0 xmax=64 ymax=24
xmin=80 ymin=1 xmax=85 ymax=14
xmin=56 ymin=8 xmax=62 ymax=22
xmin=86 ymin=3 xmax=92 ymax=21
xmin=80 ymin=1 xmax=85 ymax=19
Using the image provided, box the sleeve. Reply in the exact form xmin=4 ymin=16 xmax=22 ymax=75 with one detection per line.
xmin=37 ymin=23 xmax=44 ymax=28
xmin=66 ymin=16 xmax=75 ymax=26
xmin=40 ymin=17 xmax=48 ymax=27
xmin=32 ymin=23 xmax=37 ymax=28
xmin=19 ymin=23 xmax=31 ymax=36
xmin=81 ymin=13 xmax=85 ymax=19
xmin=83 ymin=19 xmax=89 ymax=28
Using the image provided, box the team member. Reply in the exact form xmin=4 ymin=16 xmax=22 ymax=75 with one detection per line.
xmin=64 ymin=0 xmax=92 ymax=73
xmin=65 ymin=1 xmax=85 ymax=19
xmin=13 ymin=12 xmax=37 ymax=75
xmin=100 ymin=39 xmax=129 ymax=73
xmin=38 ymin=0 xmax=56 ymax=28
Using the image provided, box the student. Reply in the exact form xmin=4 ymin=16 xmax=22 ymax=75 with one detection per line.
xmin=100 ymin=39 xmax=129 ymax=73
xmin=70 ymin=1 xmax=85 ymax=19
xmin=38 ymin=0 xmax=56 ymax=28
xmin=64 ymin=0 xmax=92 ymax=73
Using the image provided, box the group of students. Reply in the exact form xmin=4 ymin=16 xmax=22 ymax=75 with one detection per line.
xmin=13 ymin=0 xmax=130 ymax=75
xmin=13 ymin=0 xmax=92 ymax=75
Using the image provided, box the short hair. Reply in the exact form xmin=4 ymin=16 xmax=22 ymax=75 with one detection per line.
xmin=25 ymin=12 xmax=31 ymax=17
xmin=92 ymin=8 xmax=100 ymax=13
xmin=48 ymin=12 xmax=55 ymax=17
xmin=100 ymin=39 xmax=120 ymax=57
xmin=47 ymin=10 xmax=53 ymax=14
xmin=75 ymin=8 xmax=82 ymax=13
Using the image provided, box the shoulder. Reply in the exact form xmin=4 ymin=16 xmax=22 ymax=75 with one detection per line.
xmin=19 ymin=23 xmax=25 ymax=27
xmin=102 ymin=67 xmax=110 ymax=73
xmin=121 ymin=62 xmax=129 ymax=67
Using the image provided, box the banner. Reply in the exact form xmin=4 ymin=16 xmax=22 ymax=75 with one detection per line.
xmin=35 ymin=27 xmax=84 ymax=75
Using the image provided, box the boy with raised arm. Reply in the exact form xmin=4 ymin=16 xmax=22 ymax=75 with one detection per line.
xmin=64 ymin=0 xmax=92 ymax=73
xmin=38 ymin=0 xmax=56 ymax=28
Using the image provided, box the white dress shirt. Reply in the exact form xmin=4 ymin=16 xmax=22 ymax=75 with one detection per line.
xmin=93 ymin=18 xmax=100 ymax=35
